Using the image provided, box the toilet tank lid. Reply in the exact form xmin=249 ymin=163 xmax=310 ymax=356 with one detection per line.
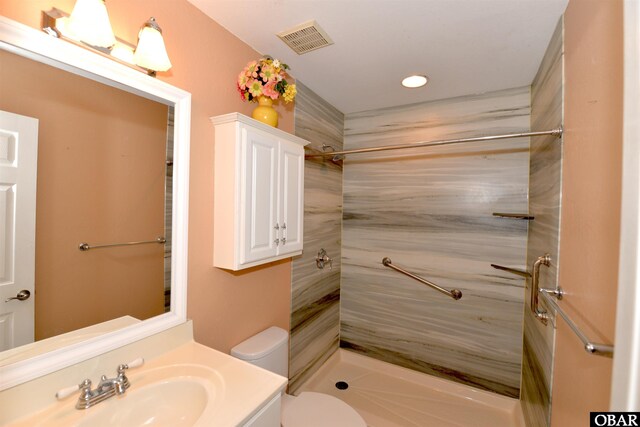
xmin=230 ymin=326 xmax=288 ymax=360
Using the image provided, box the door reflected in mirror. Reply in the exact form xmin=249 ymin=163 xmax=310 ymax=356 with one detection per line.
xmin=0 ymin=48 xmax=173 ymax=358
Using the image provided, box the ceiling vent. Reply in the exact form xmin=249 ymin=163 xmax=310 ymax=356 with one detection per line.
xmin=277 ymin=20 xmax=334 ymax=55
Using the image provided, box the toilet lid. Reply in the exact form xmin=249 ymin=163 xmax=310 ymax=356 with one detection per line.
xmin=281 ymin=392 xmax=367 ymax=427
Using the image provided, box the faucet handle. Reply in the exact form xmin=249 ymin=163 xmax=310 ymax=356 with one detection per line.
xmin=56 ymin=379 xmax=91 ymax=400
xmin=126 ymin=357 xmax=144 ymax=368
xmin=117 ymin=357 xmax=144 ymax=375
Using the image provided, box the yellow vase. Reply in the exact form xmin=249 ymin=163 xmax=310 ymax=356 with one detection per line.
xmin=251 ymin=96 xmax=278 ymax=127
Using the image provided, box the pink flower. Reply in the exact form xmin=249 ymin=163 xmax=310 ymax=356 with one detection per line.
xmin=259 ymin=64 xmax=276 ymax=83
xmin=237 ymin=72 xmax=248 ymax=89
xmin=262 ymin=81 xmax=279 ymax=100
xmin=246 ymin=61 xmax=259 ymax=78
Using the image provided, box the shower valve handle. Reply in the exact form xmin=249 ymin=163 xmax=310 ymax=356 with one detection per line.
xmin=316 ymin=249 xmax=332 ymax=270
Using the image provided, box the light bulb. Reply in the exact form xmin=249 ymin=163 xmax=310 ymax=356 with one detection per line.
xmin=111 ymin=42 xmax=135 ymax=64
xmin=67 ymin=0 xmax=116 ymax=48
xmin=133 ymin=18 xmax=172 ymax=73
xmin=401 ymin=75 xmax=428 ymax=88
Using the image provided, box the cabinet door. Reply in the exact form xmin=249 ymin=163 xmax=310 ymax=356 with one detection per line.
xmin=278 ymin=139 xmax=304 ymax=255
xmin=240 ymin=126 xmax=279 ymax=264
xmin=242 ymin=394 xmax=281 ymax=426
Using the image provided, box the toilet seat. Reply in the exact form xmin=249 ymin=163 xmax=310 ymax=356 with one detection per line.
xmin=281 ymin=392 xmax=367 ymax=427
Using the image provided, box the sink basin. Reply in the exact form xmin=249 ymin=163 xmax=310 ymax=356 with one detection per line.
xmin=76 ymin=379 xmax=209 ymax=427
xmin=34 ymin=364 xmax=224 ymax=427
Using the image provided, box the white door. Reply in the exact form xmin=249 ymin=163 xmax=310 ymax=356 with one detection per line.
xmin=0 ymin=110 xmax=38 ymax=351
xmin=278 ymin=139 xmax=304 ymax=255
xmin=240 ymin=125 xmax=279 ymax=264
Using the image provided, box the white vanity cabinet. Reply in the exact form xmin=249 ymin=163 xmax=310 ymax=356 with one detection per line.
xmin=242 ymin=393 xmax=282 ymax=426
xmin=212 ymin=113 xmax=308 ymax=270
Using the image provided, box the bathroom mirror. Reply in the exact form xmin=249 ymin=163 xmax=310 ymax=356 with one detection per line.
xmin=0 ymin=16 xmax=190 ymax=390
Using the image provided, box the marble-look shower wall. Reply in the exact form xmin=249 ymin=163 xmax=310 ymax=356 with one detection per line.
xmin=289 ymin=82 xmax=344 ymax=392
xmin=341 ymin=87 xmax=531 ymax=397
xmin=521 ymin=18 xmax=563 ymax=427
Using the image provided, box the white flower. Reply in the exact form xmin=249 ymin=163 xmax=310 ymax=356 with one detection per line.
xmin=273 ymin=59 xmax=281 ymax=68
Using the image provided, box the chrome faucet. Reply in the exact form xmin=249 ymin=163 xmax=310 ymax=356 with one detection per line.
xmin=56 ymin=358 xmax=144 ymax=409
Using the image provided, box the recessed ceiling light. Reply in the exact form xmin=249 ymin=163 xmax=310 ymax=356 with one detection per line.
xmin=402 ymin=75 xmax=428 ymax=88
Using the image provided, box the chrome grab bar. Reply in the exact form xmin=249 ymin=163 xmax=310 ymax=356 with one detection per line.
xmin=306 ymin=128 xmax=563 ymax=159
xmin=382 ymin=258 xmax=462 ymax=300
xmin=78 ymin=236 xmax=166 ymax=251
xmin=490 ymin=264 xmax=531 ymax=278
xmin=530 ymin=254 xmax=551 ymax=324
xmin=538 ymin=290 xmax=614 ymax=357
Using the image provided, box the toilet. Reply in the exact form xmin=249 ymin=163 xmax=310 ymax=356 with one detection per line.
xmin=231 ymin=326 xmax=367 ymax=427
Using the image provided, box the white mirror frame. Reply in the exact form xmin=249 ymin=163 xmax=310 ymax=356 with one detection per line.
xmin=0 ymin=16 xmax=190 ymax=391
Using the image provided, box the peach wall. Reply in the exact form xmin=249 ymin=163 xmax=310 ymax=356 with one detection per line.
xmin=552 ymin=0 xmax=623 ymax=425
xmin=0 ymin=0 xmax=294 ymax=353
xmin=0 ymin=48 xmax=166 ymax=339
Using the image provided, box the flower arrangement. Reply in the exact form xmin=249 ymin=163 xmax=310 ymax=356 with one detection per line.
xmin=237 ymin=56 xmax=297 ymax=104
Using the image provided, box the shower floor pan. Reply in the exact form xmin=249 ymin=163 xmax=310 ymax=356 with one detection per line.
xmin=296 ymin=349 xmax=525 ymax=427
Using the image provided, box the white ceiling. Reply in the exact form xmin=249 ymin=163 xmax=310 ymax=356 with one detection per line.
xmin=187 ymin=0 xmax=568 ymax=114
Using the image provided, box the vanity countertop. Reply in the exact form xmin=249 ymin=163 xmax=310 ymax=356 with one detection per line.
xmin=7 ymin=340 xmax=287 ymax=427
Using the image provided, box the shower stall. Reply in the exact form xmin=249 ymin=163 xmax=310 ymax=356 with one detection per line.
xmin=289 ymin=19 xmax=574 ymax=427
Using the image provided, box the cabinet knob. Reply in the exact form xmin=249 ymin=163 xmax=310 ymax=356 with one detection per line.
xmin=274 ymin=224 xmax=280 ymax=230
xmin=274 ymin=238 xmax=280 ymax=246
xmin=281 ymin=223 xmax=287 ymax=245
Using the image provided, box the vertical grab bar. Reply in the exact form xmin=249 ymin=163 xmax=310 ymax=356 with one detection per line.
xmin=531 ymin=254 xmax=551 ymax=324
xmin=530 ymin=253 xmax=614 ymax=357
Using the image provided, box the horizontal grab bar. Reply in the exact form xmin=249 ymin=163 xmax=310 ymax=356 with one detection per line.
xmin=78 ymin=236 xmax=166 ymax=251
xmin=538 ymin=289 xmax=614 ymax=357
xmin=306 ymin=128 xmax=563 ymax=159
xmin=490 ymin=264 xmax=531 ymax=278
xmin=382 ymin=258 xmax=462 ymax=300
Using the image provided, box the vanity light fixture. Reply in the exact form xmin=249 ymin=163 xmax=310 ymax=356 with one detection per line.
xmin=110 ymin=41 xmax=135 ymax=64
xmin=133 ymin=18 xmax=172 ymax=75
xmin=401 ymin=74 xmax=429 ymax=88
xmin=66 ymin=0 xmax=116 ymax=48
xmin=41 ymin=6 xmax=172 ymax=77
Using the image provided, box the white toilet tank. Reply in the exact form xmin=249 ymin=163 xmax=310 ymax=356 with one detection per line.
xmin=230 ymin=326 xmax=289 ymax=377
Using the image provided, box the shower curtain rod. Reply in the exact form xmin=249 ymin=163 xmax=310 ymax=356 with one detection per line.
xmin=305 ymin=128 xmax=563 ymax=159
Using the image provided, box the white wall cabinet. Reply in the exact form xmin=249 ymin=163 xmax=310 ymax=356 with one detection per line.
xmin=212 ymin=113 xmax=308 ymax=270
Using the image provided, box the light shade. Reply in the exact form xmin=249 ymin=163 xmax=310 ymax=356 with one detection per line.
xmin=111 ymin=42 xmax=135 ymax=64
xmin=401 ymin=75 xmax=428 ymax=88
xmin=67 ymin=0 xmax=116 ymax=48
xmin=133 ymin=18 xmax=172 ymax=72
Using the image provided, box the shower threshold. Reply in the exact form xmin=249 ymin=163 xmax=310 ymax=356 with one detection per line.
xmin=295 ymin=349 xmax=525 ymax=427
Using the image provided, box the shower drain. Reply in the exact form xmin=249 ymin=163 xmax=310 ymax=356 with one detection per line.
xmin=335 ymin=381 xmax=349 ymax=390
